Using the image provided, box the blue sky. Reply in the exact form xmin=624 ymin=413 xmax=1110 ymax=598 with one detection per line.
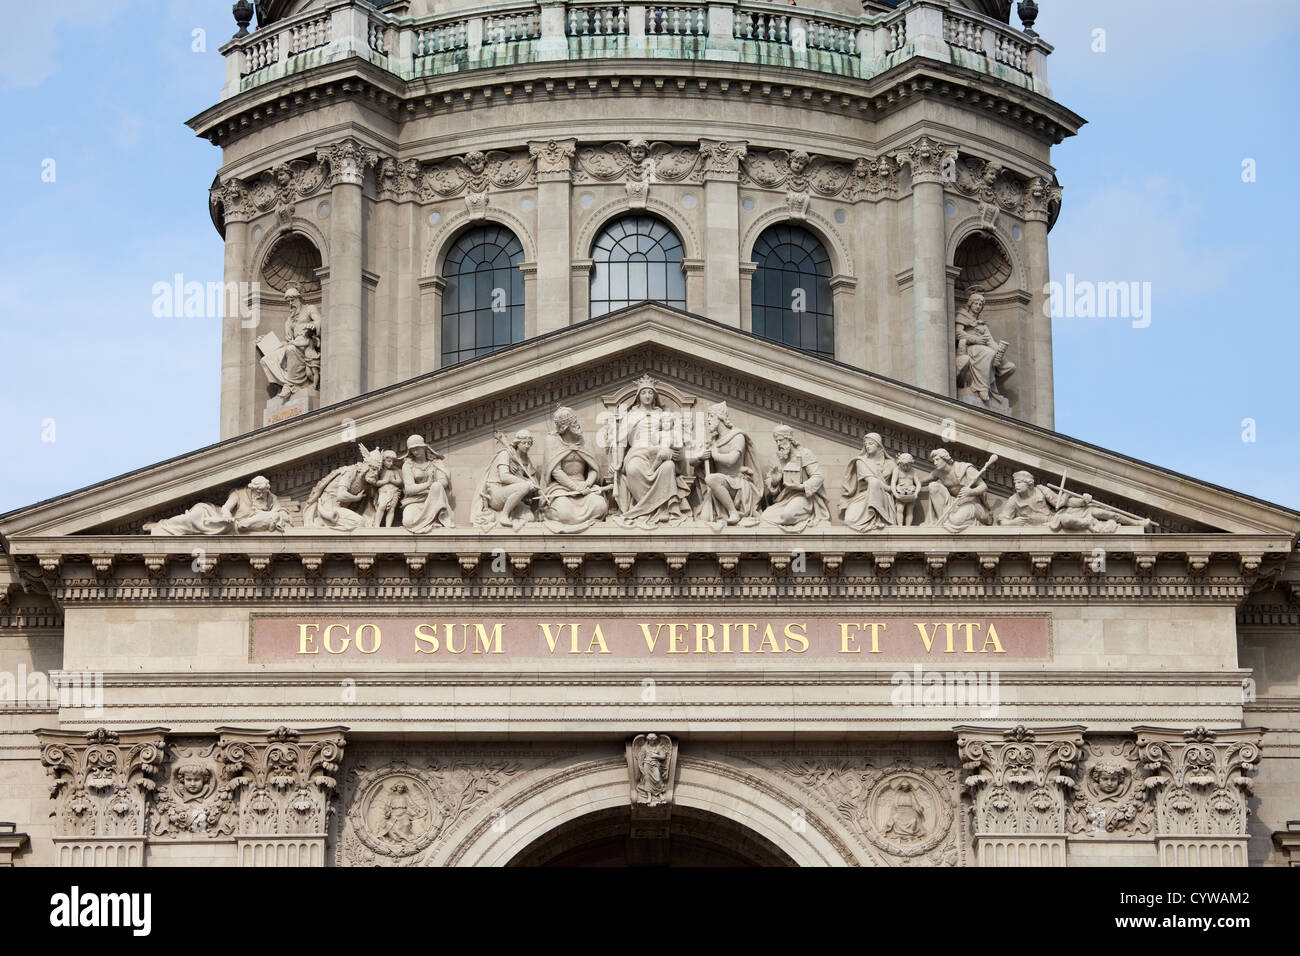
xmin=0 ymin=1 xmax=1296 ymax=514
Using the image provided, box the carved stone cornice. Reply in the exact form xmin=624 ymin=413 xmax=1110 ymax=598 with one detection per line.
xmin=37 ymin=727 xmax=169 ymax=838
xmin=956 ymin=724 xmax=1084 ymax=836
xmin=893 ymin=135 xmax=959 ymax=188
xmin=528 ymin=138 xmax=576 ymax=179
xmin=1134 ymin=726 xmax=1262 ymax=837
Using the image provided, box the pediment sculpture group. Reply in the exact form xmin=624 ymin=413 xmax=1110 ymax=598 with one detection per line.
xmin=145 ymin=375 xmax=1152 ymax=537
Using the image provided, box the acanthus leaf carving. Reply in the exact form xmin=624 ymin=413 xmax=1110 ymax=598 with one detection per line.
xmin=956 ymin=724 xmax=1084 ymax=836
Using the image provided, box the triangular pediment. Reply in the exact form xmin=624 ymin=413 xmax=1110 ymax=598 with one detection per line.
xmin=1 ymin=304 xmax=1296 ymax=546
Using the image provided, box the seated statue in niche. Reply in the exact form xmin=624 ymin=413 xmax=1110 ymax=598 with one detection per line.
xmin=540 ymin=407 xmax=610 ymax=534
xmin=144 ymin=475 xmax=291 ymax=535
xmin=400 ymin=435 xmax=455 ymax=533
xmin=471 ymin=430 xmax=540 ymax=531
xmin=839 ymin=432 xmax=898 ymax=533
xmin=760 ymin=425 xmax=830 ymax=533
xmin=922 ymin=448 xmax=994 ymax=533
xmin=613 ymin=376 xmax=692 ymax=529
xmin=303 ymin=446 xmax=382 ymax=531
xmin=277 ymin=288 xmax=321 ymax=400
xmin=954 ymin=292 xmax=1015 ymax=413
xmin=683 ymin=401 xmax=761 ymax=528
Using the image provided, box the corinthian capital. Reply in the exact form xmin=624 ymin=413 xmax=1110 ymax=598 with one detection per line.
xmin=316 ymin=138 xmax=379 ymax=188
xmin=211 ymin=177 xmax=253 ymax=225
xmin=697 ymin=139 xmax=748 ymax=178
xmin=1135 ymin=726 xmax=1262 ymax=837
xmin=1021 ymin=176 xmax=1063 ymax=223
xmin=893 ymin=135 xmax=959 ymax=187
xmin=528 ymin=138 xmax=576 ymax=178
xmin=956 ymin=724 xmax=1084 ymax=836
xmin=38 ymin=727 xmax=168 ymax=838
xmin=217 ymin=725 xmax=347 ymax=837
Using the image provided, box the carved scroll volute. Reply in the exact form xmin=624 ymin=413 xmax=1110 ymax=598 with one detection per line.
xmin=956 ymin=725 xmax=1084 ymax=836
xmin=216 ymin=725 xmax=347 ymax=837
xmin=37 ymin=727 xmax=168 ymax=837
xmin=1135 ymin=726 xmax=1262 ymax=837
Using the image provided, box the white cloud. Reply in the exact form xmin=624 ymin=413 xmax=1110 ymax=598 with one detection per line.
xmin=0 ymin=1 xmax=128 ymax=89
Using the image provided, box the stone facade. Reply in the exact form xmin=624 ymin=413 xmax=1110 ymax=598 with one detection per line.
xmin=0 ymin=0 xmax=1296 ymax=867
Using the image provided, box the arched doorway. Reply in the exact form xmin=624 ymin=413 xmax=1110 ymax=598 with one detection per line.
xmin=507 ymin=806 xmax=796 ymax=867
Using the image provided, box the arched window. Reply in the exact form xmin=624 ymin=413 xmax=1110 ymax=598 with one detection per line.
xmin=589 ymin=215 xmax=686 ymax=319
xmin=750 ymin=224 xmax=834 ymax=359
xmin=441 ymin=225 xmax=525 ymax=367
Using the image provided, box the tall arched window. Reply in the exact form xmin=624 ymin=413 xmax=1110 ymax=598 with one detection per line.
xmin=441 ymin=225 xmax=525 ymax=367
xmin=589 ymin=215 xmax=686 ymax=319
xmin=750 ymin=224 xmax=834 ymax=359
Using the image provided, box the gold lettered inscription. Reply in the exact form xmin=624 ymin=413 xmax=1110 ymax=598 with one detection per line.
xmin=253 ymin=615 xmax=1046 ymax=663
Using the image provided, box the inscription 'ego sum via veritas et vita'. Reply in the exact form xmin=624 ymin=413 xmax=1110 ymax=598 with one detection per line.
xmin=249 ymin=616 xmax=1050 ymax=663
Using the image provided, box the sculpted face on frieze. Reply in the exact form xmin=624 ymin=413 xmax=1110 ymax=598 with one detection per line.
xmin=136 ymin=369 xmax=1157 ymax=538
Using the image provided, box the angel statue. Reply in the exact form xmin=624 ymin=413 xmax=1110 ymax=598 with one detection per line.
xmin=631 ymin=734 xmax=674 ymax=807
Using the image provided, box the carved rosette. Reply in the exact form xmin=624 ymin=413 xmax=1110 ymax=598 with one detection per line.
xmin=528 ymin=138 xmax=576 ymax=179
xmin=217 ymin=725 xmax=347 ymax=837
xmin=315 ymin=138 xmax=378 ymax=188
xmin=893 ymin=135 xmax=959 ymax=188
xmin=957 ymin=725 xmax=1084 ymax=835
xmin=1135 ymin=726 xmax=1262 ymax=837
xmin=782 ymin=758 xmax=963 ymax=866
xmin=1065 ymin=739 xmax=1154 ymax=838
xmin=148 ymin=742 xmax=237 ymax=839
xmin=337 ymin=757 xmax=520 ymax=866
xmin=38 ymin=727 xmax=168 ymax=838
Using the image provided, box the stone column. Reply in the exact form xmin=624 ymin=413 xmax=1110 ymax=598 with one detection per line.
xmin=218 ymin=725 xmax=348 ymax=867
xmin=571 ymin=259 xmax=594 ymax=320
xmin=682 ymin=258 xmax=706 ymax=314
xmin=894 ymin=136 xmax=957 ymax=395
xmin=214 ymin=179 xmax=254 ymax=440
xmin=528 ymin=139 xmax=577 ymax=333
xmin=375 ymin=156 xmax=420 ymax=385
xmin=698 ymin=140 xmax=747 ymax=327
xmin=37 ymin=727 xmax=168 ymax=867
xmin=1135 ymin=725 xmax=1262 ymax=867
xmin=316 ymin=138 xmax=375 ymax=405
xmin=418 ymin=276 xmax=446 ymax=370
xmin=1022 ymin=177 xmax=1061 ymax=429
xmin=955 ymin=724 xmax=1084 ymax=866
